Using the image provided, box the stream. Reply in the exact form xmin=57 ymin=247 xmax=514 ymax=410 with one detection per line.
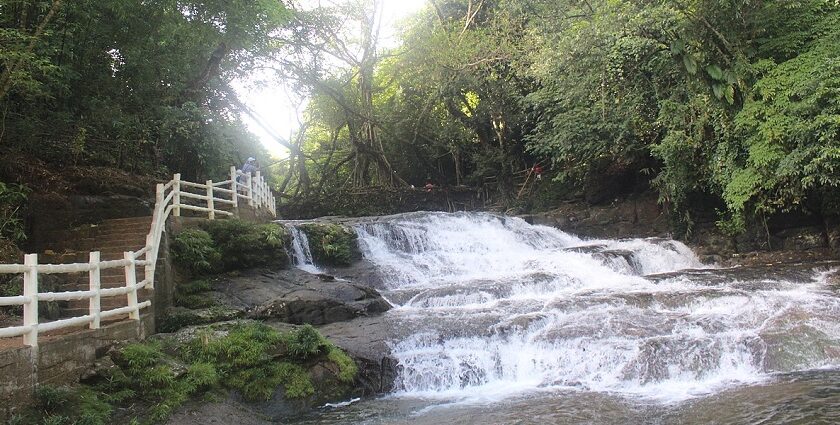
xmin=290 ymin=212 xmax=840 ymax=424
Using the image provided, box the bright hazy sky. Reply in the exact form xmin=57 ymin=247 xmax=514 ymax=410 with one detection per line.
xmin=235 ymin=0 xmax=428 ymax=158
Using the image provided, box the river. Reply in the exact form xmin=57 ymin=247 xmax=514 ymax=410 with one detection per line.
xmin=291 ymin=212 xmax=840 ymax=424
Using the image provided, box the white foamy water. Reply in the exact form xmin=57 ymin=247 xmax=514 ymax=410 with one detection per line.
xmin=287 ymin=225 xmax=323 ymax=274
xmin=352 ymin=212 xmax=840 ymax=404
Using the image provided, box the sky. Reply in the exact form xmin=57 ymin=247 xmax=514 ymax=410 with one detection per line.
xmin=234 ymin=0 xmax=428 ymax=158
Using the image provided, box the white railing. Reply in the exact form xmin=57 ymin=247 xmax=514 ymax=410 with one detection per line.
xmin=0 ymin=166 xmax=276 ymax=347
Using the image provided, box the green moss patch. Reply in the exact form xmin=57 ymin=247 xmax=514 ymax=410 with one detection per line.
xmin=183 ymin=323 xmax=356 ymax=402
xmin=16 ymin=322 xmax=357 ymax=424
xmin=298 ymin=223 xmax=359 ymax=266
xmin=158 ymin=306 xmax=242 ymax=333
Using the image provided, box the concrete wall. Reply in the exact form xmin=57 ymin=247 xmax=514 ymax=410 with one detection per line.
xmin=0 ymin=314 xmax=154 ymax=420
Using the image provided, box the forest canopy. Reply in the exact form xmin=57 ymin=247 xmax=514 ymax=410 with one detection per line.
xmin=2 ymin=0 xmax=839 ymax=235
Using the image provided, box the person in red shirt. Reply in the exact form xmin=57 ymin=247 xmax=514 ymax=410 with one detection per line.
xmin=532 ymin=164 xmax=543 ymax=180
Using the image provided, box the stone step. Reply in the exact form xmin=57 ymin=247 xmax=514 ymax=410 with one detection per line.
xmin=92 ymin=240 xmax=148 ymax=251
xmin=96 ymin=223 xmax=151 ymax=231
xmin=99 ymin=216 xmax=153 ymax=226
xmin=94 ymin=227 xmax=151 ymax=237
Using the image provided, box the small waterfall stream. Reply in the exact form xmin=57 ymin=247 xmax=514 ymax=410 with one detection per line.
xmin=351 ymin=212 xmax=840 ymax=404
xmin=286 ymin=225 xmax=323 ymax=274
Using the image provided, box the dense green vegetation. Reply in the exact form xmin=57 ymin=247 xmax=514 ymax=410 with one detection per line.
xmin=2 ymin=0 xmax=839 ymax=237
xmin=0 ymin=0 xmax=287 ymax=180
xmin=172 ymin=220 xmax=289 ymax=274
xmin=273 ymin=0 xmax=840 ymax=235
xmin=12 ymin=322 xmax=357 ymax=424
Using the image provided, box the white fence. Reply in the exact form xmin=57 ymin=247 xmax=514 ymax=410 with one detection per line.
xmin=0 ymin=167 xmax=276 ymax=347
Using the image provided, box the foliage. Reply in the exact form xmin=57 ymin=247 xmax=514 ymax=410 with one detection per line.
xmin=299 ymin=224 xmax=358 ymax=266
xmin=172 ymin=228 xmax=221 ymax=275
xmin=0 ymin=0 xmax=290 ymax=180
xmin=182 ymin=322 xmax=355 ymax=401
xmin=721 ymin=20 xmax=840 ymax=228
xmin=0 ymin=182 xmax=28 ymax=243
xmin=21 ymin=322 xmax=356 ymax=423
xmin=32 ymin=385 xmax=112 ymax=425
xmin=284 ymin=324 xmax=329 ymax=360
xmin=202 ymin=220 xmax=289 ymax=271
xmin=174 ymin=279 xmax=216 ymax=309
xmin=327 ymin=346 xmax=357 ymax=383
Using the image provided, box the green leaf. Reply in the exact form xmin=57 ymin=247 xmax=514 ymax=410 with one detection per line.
xmin=712 ymin=83 xmax=724 ymax=99
xmin=723 ymin=69 xmax=738 ymax=85
xmin=682 ymin=55 xmax=698 ymax=74
xmin=670 ymin=39 xmax=685 ymax=55
xmin=705 ymin=64 xmax=723 ymax=80
xmin=723 ymin=85 xmax=735 ymax=105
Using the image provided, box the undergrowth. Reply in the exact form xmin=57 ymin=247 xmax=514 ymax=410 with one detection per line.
xmin=17 ymin=323 xmax=356 ymax=424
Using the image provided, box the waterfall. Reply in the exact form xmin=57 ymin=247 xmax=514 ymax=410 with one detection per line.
xmin=354 ymin=212 xmax=840 ymax=403
xmin=286 ymin=225 xmax=322 ymax=274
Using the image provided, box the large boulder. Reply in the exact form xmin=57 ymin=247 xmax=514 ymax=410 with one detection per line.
xmin=215 ymin=269 xmax=390 ymax=326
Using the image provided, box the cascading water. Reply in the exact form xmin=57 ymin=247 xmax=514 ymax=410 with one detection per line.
xmin=286 ymin=225 xmax=322 ymax=274
xmin=351 ymin=212 xmax=840 ymax=406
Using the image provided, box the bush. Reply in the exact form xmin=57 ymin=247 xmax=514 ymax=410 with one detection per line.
xmin=202 ymin=220 xmax=289 ymax=271
xmin=299 ymin=224 xmax=359 ymax=266
xmin=172 ymin=229 xmax=221 ymax=275
xmin=284 ymin=324 xmax=328 ymax=360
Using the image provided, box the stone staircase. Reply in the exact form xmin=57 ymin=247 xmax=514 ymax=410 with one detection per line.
xmin=39 ymin=217 xmax=153 ymax=317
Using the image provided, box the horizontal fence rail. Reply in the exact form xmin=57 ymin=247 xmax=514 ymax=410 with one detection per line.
xmin=0 ymin=167 xmax=276 ymax=347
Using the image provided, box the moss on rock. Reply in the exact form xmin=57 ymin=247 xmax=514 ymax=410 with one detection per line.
xmin=202 ymin=220 xmax=290 ymax=271
xmin=158 ymin=306 xmax=243 ymax=333
xmin=16 ymin=322 xmax=359 ymax=424
xmin=298 ymin=223 xmax=359 ymax=266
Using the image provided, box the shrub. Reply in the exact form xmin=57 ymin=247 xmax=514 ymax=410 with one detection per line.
xmin=172 ymin=228 xmax=221 ymax=275
xmin=35 ymin=385 xmax=72 ymax=414
xmin=284 ymin=324 xmax=328 ymax=360
xmin=203 ymin=220 xmax=289 ymax=271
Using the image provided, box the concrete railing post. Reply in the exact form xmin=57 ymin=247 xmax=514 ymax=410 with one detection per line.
xmin=206 ymin=179 xmax=215 ymax=220
xmin=89 ymin=251 xmax=101 ymax=329
xmin=145 ymin=233 xmax=155 ymax=290
xmin=230 ymin=166 xmax=238 ymax=209
xmin=22 ymin=253 xmax=39 ymax=347
xmin=155 ymin=182 xmax=164 ymax=206
xmin=246 ymin=173 xmax=254 ymax=207
xmin=173 ymin=173 xmax=181 ymax=217
xmin=124 ymin=252 xmax=140 ymax=321
xmin=255 ymin=171 xmax=262 ymax=208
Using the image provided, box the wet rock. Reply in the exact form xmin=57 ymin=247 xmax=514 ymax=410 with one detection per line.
xmin=318 ymin=316 xmax=398 ymax=395
xmin=777 ymin=226 xmax=828 ymax=251
xmin=523 ymin=192 xmax=669 ymax=239
xmin=157 ymin=306 xmax=244 ymax=333
xmin=215 ymin=268 xmax=390 ymax=327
